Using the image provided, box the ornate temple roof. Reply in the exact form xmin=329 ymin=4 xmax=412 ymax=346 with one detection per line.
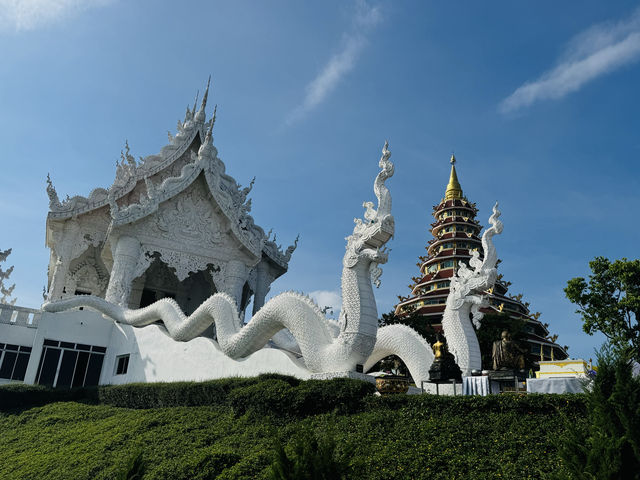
xmin=45 ymin=79 xmax=296 ymax=271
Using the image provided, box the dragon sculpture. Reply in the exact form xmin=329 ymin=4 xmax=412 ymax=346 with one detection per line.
xmin=43 ymin=142 xmax=395 ymax=375
xmin=364 ymin=203 xmax=503 ymax=382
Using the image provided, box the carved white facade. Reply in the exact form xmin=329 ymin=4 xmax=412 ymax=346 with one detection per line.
xmin=44 ymin=80 xmax=296 ymax=321
xmin=45 ymin=141 xmax=395 ymax=376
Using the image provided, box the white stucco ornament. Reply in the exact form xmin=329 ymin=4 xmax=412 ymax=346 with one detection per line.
xmin=44 ymin=80 xmax=296 ymax=316
xmin=44 ymin=142 xmax=395 ymax=374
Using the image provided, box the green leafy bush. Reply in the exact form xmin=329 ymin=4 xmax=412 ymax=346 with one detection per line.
xmin=270 ymin=428 xmax=351 ymax=480
xmin=558 ymin=347 xmax=640 ymax=479
xmin=115 ymin=449 xmax=146 ymax=480
xmin=0 ymin=389 xmax=588 ymax=479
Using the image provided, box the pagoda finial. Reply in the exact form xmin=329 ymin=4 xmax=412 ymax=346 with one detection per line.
xmin=445 ymin=154 xmax=463 ymax=200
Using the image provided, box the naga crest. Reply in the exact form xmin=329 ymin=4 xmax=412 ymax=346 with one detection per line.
xmin=449 ymin=202 xmax=503 ymax=310
xmin=343 ymin=142 xmax=395 ymax=281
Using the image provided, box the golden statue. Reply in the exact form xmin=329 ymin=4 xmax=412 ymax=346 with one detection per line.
xmin=432 ymin=338 xmax=444 ymax=359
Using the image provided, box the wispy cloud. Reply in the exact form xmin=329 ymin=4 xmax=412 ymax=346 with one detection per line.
xmin=0 ymin=0 xmax=112 ymax=33
xmin=500 ymin=7 xmax=640 ymax=114
xmin=286 ymin=0 xmax=382 ymax=125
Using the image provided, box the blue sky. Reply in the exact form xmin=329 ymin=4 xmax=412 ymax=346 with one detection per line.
xmin=2 ymin=1 xmax=639 ymax=360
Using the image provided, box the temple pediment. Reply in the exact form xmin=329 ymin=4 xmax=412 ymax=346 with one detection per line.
xmin=44 ymin=80 xmax=297 ymax=309
xmin=121 ymin=174 xmax=255 ymax=264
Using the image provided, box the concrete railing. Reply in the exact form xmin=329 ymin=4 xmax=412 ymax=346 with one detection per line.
xmin=0 ymin=303 xmax=41 ymax=328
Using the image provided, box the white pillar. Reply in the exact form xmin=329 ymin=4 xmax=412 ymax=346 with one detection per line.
xmin=49 ymin=257 xmax=70 ymax=301
xmin=105 ymin=235 xmax=141 ymax=306
xmin=252 ymin=261 xmax=270 ymax=315
xmin=223 ymin=260 xmax=247 ymax=307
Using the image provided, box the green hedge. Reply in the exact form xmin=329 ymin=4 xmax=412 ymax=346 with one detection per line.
xmin=366 ymin=391 xmax=587 ymax=417
xmin=0 ymin=383 xmax=98 ymax=411
xmin=229 ymin=378 xmax=377 ymax=419
xmin=1 ymin=376 xmax=586 ymax=421
xmin=0 ymin=374 xmax=374 ymax=416
xmin=0 ymin=378 xmax=591 ymax=479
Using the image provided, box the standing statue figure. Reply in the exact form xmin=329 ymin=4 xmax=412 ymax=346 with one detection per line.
xmin=492 ymin=330 xmax=525 ymax=370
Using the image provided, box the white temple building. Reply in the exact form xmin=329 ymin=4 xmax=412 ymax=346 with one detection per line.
xmin=0 ymin=81 xmax=305 ymax=388
xmin=2 ymin=81 xmax=507 ymax=394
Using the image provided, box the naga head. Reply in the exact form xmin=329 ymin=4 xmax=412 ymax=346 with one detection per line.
xmin=343 ymin=142 xmax=394 ymax=284
xmin=449 ymin=202 xmax=503 ymax=306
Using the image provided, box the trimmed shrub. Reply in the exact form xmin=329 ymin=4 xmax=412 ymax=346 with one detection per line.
xmin=97 ymin=377 xmax=260 ymax=408
xmin=364 ymin=391 xmax=587 ymax=418
xmin=229 ymin=378 xmax=376 ymax=419
xmin=0 ymin=384 xmax=97 ymax=411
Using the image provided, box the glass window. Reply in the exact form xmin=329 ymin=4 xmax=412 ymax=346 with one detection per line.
xmin=12 ymin=352 xmax=30 ymax=381
xmin=84 ymin=354 xmax=104 ymax=386
xmin=37 ymin=348 xmax=62 ymax=387
xmin=0 ymin=351 xmax=18 ymax=379
xmin=72 ymin=352 xmax=90 ymax=388
xmin=115 ymin=355 xmax=130 ymax=375
xmin=56 ymin=350 xmax=78 ymax=389
xmin=35 ymin=339 xmax=106 ymax=389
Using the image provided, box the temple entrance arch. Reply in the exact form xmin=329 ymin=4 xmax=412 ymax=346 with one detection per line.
xmin=133 ymin=255 xmax=218 ymax=316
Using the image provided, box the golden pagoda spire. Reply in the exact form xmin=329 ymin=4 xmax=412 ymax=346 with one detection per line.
xmin=445 ymin=153 xmax=463 ymax=200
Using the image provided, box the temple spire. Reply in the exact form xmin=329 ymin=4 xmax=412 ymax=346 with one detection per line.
xmin=194 ymin=76 xmax=211 ymax=123
xmin=200 ymin=76 xmax=211 ymax=112
xmin=445 ymin=154 xmax=463 ymax=200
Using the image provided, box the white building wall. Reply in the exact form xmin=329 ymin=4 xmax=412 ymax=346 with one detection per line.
xmin=24 ymin=311 xmax=115 ymax=384
xmin=2 ymin=306 xmax=312 ymax=386
xmin=101 ymin=322 xmax=310 ymax=385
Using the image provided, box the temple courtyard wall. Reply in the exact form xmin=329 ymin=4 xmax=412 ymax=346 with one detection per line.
xmin=0 ymin=303 xmax=309 ymax=387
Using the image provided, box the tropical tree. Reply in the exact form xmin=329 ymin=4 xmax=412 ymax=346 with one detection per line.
xmin=558 ymin=346 xmax=640 ymax=479
xmin=565 ymin=257 xmax=640 ymax=361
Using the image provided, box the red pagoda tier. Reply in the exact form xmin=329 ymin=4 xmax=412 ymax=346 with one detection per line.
xmin=395 ymin=155 xmax=567 ymax=364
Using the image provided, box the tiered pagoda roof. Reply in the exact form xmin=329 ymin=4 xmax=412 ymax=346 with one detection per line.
xmin=395 ymin=155 xmax=567 ymax=364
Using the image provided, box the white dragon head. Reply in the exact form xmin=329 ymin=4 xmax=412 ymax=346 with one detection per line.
xmin=449 ymin=202 xmax=503 ymax=309
xmin=343 ymin=142 xmax=395 ymax=287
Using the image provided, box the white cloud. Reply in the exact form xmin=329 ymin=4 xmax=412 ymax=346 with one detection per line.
xmin=286 ymin=0 xmax=382 ymax=125
xmin=0 ymin=0 xmax=112 ymax=32
xmin=308 ymin=289 xmax=341 ymax=317
xmin=500 ymin=7 xmax=640 ymax=114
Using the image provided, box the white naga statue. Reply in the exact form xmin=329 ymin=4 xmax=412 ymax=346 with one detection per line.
xmin=365 ymin=203 xmax=503 ymax=381
xmin=44 ymin=141 xmax=503 ymax=383
xmin=44 ymin=142 xmax=395 ymax=375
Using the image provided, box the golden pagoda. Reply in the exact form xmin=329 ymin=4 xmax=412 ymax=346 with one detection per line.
xmin=394 ymin=155 xmax=568 ymax=366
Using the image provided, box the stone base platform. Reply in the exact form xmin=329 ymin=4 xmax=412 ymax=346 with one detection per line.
xmin=310 ymin=371 xmax=376 ymax=384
